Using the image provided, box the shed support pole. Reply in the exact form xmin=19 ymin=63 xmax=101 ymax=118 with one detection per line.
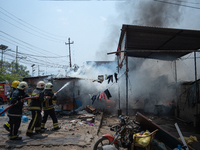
xmin=174 ymin=60 xmax=179 ymax=117
xmin=118 ymin=55 xmax=121 ymax=116
xmin=194 ymin=52 xmax=199 ymax=127
xmin=126 ymin=52 xmax=128 ymax=116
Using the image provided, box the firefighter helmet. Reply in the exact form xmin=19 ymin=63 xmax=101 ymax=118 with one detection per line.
xmin=17 ymin=81 xmax=28 ymax=90
xmin=45 ymin=82 xmax=53 ymax=90
xmin=37 ymin=81 xmax=45 ymax=89
xmin=11 ymin=80 xmax=20 ymax=88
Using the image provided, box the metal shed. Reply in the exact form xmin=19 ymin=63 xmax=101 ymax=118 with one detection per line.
xmin=108 ymin=25 xmax=200 ymax=125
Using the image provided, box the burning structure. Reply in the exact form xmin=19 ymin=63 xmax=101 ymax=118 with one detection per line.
xmin=108 ymin=24 xmax=200 ymax=126
xmin=23 ymin=61 xmax=119 ymax=114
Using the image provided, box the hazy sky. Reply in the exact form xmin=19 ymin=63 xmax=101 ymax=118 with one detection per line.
xmin=0 ymin=0 xmax=200 ymax=77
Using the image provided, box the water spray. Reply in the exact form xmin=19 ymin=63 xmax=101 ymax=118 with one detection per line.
xmin=54 ymin=82 xmax=70 ymax=95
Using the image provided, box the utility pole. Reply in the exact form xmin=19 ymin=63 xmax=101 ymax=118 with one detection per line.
xmin=0 ymin=44 xmax=8 ymax=69
xmin=16 ymin=46 xmax=18 ymax=73
xmin=38 ymin=65 xmax=40 ymax=76
xmin=31 ymin=64 xmax=35 ymax=77
xmin=65 ymin=38 xmax=74 ymax=68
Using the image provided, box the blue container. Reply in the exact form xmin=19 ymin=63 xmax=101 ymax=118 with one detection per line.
xmin=75 ymin=99 xmax=82 ymax=109
xmin=22 ymin=115 xmax=29 ymax=123
xmin=0 ymin=106 xmax=5 ymax=116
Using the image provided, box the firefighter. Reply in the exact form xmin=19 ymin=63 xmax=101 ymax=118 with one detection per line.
xmin=26 ymin=81 xmax=45 ymax=137
xmin=41 ymin=83 xmax=60 ymax=130
xmin=3 ymin=80 xmax=20 ymax=132
xmin=8 ymin=81 xmax=29 ymax=140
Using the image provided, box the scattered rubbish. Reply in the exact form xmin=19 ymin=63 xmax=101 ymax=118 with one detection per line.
xmin=102 ymin=145 xmax=118 ymax=150
xmin=173 ymin=144 xmax=184 ymax=150
xmin=22 ymin=115 xmax=29 ymax=123
xmin=133 ymin=130 xmax=151 ymax=147
xmin=86 ymin=117 xmax=95 ymax=123
xmin=86 ymin=122 xmax=96 ymax=126
xmin=78 ymin=114 xmax=95 ymax=119
xmin=62 ymin=116 xmax=70 ymax=119
xmin=76 ymin=110 xmax=88 ymax=115
xmin=152 ymin=139 xmax=167 ymax=150
xmin=70 ymin=120 xmax=76 ymax=123
xmin=78 ymin=122 xmax=83 ymax=125
xmin=85 ymin=105 xmax=96 ymax=114
xmin=178 ymin=135 xmax=199 ymax=145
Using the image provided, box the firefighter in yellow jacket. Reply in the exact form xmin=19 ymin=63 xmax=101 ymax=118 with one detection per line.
xmin=8 ymin=81 xmax=29 ymax=140
xmin=3 ymin=80 xmax=20 ymax=132
xmin=41 ymin=83 xmax=60 ymax=130
xmin=26 ymin=81 xmax=45 ymax=137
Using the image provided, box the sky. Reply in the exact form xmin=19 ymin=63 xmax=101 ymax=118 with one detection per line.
xmin=0 ymin=0 xmax=200 ymax=78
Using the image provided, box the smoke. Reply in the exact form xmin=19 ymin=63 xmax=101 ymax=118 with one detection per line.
xmin=53 ymin=0 xmax=198 ymax=115
xmin=52 ymin=62 xmax=120 ymax=114
xmin=123 ymin=0 xmax=182 ymax=27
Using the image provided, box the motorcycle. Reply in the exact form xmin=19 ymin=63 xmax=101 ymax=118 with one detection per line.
xmin=93 ymin=115 xmax=141 ymax=150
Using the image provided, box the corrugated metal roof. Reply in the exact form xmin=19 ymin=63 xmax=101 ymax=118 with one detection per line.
xmin=117 ymin=25 xmax=200 ymax=60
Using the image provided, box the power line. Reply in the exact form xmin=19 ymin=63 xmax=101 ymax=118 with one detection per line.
xmin=0 ymin=7 xmax=67 ymax=39
xmin=175 ymin=0 xmax=200 ymax=5
xmin=0 ymin=17 xmax=64 ymax=43
xmin=0 ymin=37 xmax=68 ymax=65
xmin=0 ymin=31 xmax=65 ymax=57
xmin=4 ymin=52 xmax=68 ymax=69
xmin=154 ymin=0 xmax=200 ymax=9
xmin=8 ymin=48 xmax=68 ymax=58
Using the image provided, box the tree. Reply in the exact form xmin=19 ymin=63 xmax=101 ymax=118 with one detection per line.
xmin=0 ymin=61 xmax=30 ymax=83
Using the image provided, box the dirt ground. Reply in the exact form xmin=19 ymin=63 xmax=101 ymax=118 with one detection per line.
xmin=0 ymin=104 xmax=200 ymax=150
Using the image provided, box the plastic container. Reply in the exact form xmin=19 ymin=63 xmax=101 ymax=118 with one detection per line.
xmin=173 ymin=145 xmax=183 ymax=150
xmin=0 ymin=106 xmax=5 ymax=116
xmin=22 ymin=115 xmax=29 ymax=123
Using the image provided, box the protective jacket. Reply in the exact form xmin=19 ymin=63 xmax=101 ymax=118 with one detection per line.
xmin=10 ymin=88 xmax=16 ymax=98
xmin=8 ymin=89 xmax=29 ymax=116
xmin=29 ymin=88 xmax=44 ymax=111
xmin=42 ymin=89 xmax=57 ymax=111
xmin=8 ymin=88 xmax=17 ymax=104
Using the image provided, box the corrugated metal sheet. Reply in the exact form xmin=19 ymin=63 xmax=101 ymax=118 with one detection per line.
xmin=117 ymin=25 xmax=200 ymax=60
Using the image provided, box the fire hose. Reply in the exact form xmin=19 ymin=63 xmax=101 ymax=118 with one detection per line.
xmin=0 ymin=96 xmax=39 ymax=116
xmin=0 ymin=84 xmax=66 ymax=116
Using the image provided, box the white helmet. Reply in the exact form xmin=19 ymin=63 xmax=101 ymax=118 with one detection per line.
xmin=17 ymin=81 xmax=28 ymax=90
xmin=37 ymin=81 xmax=45 ymax=89
xmin=45 ymin=82 xmax=53 ymax=90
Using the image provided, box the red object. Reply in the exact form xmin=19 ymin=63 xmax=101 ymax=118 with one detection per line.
xmin=102 ymin=134 xmax=118 ymax=144
xmin=0 ymin=96 xmax=39 ymax=115
xmin=0 ymin=83 xmax=11 ymax=104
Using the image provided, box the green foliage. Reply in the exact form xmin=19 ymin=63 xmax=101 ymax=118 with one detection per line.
xmin=0 ymin=61 xmax=30 ymax=83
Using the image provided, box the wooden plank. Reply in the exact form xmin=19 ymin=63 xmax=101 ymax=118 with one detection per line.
xmin=97 ymin=112 xmax=104 ymax=135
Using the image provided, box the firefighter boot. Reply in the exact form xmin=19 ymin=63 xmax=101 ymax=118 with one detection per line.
xmin=3 ymin=124 xmax=10 ymax=132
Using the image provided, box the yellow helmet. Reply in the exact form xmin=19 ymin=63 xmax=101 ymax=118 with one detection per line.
xmin=45 ymin=82 xmax=53 ymax=90
xmin=12 ymin=81 xmax=20 ymax=88
xmin=37 ymin=81 xmax=45 ymax=89
xmin=17 ymin=81 xmax=28 ymax=90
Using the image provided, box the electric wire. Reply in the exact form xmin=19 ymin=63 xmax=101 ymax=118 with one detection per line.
xmin=154 ymin=0 xmax=200 ymax=9
xmin=0 ymin=17 xmax=63 ymax=43
xmin=0 ymin=7 xmax=67 ymax=39
xmin=0 ymin=31 xmax=65 ymax=57
xmin=0 ymin=36 xmax=68 ymax=64
xmin=0 ymin=33 xmax=69 ymax=65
